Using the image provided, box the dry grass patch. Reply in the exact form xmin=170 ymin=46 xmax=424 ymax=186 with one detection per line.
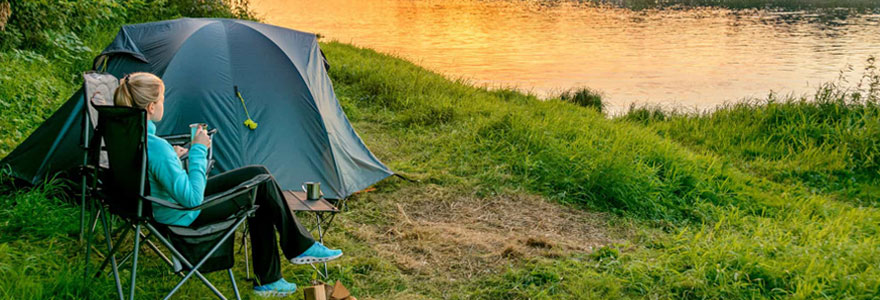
xmin=349 ymin=185 xmax=625 ymax=281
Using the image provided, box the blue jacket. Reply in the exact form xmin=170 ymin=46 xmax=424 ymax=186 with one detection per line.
xmin=147 ymin=120 xmax=208 ymax=226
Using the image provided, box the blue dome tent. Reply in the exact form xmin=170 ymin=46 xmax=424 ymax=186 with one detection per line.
xmin=1 ymin=18 xmax=393 ymax=199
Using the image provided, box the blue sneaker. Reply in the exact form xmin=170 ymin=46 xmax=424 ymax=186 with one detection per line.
xmin=290 ymin=242 xmax=343 ymax=264
xmin=253 ymin=278 xmax=297 ymax=297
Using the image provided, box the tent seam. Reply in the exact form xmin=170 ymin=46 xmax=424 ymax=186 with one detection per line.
xmin=138 ymin=20 xmax=214 ymax=77
xmin=235 ymin=21 xmax=347 ymax=196
xmin=311 ymin=38 xmax=347 ymax=197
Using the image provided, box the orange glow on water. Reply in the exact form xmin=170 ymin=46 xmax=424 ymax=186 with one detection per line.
xmin=251 ymin=0 xmax=880 ymax=113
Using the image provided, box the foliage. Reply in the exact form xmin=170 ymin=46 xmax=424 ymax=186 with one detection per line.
xmin=0 ymin=0 xmax=254 ymax=52
xmin=0 ymin=0 xmax=255 ymax=156
xmin=558 ymin=87 xmax=604 ymax=112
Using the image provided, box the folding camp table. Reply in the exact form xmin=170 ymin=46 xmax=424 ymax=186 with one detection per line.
xmin=241 ymin=191 xmax=342 ymax=280
xmin=284 ymin=191 xmax=341 ymax=279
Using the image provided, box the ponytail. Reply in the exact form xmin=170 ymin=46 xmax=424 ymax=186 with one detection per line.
xmin=114 ymin=72 xmax=163 ymax=108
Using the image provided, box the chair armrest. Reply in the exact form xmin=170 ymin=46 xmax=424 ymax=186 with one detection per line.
xmin=140 ymin=174 xmax=271 ymax=212
xmin=159 ymin=133 xmax=191 ymax=140
xmin=141 ymin=194 xmax=237 ymax=212
xmin=160 ymin=129 xmax=218 ymax=146
xmin=204 ymin=174 xmax=271 ymax=203
xmin=142 ymin=195 xmax=189 ymax=210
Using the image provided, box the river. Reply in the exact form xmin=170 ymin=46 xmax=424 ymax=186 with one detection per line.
xmin=250 ymin=0 xmax=880 ymax=113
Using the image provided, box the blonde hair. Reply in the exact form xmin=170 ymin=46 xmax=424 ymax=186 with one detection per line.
xmin=114 ymin=72 xmax=163 ymax=108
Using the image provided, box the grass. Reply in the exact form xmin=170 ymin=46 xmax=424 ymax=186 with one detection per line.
xmin=620 ymin=61 xmax=880 ymax=206
xmin=557 ymin=87 xmax=605 ymax=113
xmin=2 ymin=1 xmax=880 ymax=299
xmin=323 ymin=42 xmax=880 ymax=299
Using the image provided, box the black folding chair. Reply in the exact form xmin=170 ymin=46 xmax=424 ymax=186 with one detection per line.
xmin=78 ymin=72 xmax=219 ymax=290
xmin=79 ymin=71 xmax=117 ymax=242
xmin=79 ymin=71 xmax=216 ymax=243
xmin=85 ymin=104 xmax=268 ymax=300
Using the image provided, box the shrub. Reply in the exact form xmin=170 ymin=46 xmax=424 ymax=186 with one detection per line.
xmin=559 ymin=87 xmax=604 ymax=112
xmin=622 ymin=103 xmax=671 ymax=124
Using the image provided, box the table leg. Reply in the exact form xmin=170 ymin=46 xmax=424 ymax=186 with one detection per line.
xmin=313 ymin=212 xmax=329 ymax=278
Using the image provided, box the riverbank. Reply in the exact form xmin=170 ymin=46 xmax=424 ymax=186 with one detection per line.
xmin=322 ymin=42 xmax=880 ymax=298
xmin=2 ymin=1 xmax=880 ymax=299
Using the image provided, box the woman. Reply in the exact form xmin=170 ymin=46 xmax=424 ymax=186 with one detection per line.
xmin=114 ymin=72 xmax=340 ymax=297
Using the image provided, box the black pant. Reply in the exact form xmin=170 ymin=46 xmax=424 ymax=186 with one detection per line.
xmin=190 ymin=165 xmax=315 ymax=284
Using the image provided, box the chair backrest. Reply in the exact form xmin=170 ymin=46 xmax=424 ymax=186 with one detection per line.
xmin=83 ymin=72 xmax=119 ymax=129
xmin=82 ymin=71 xmax=118 ymax=168
xmin=91 ymin=105 xmax=151 ymax=220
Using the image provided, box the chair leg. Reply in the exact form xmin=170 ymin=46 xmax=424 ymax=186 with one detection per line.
xmin=108 ymin=227 xmax=176 ymax=274
xmin=99 ymin=206 xmax=124 ymax=300
xmin=145 ymin=224 xmax=227 ymax=300
xmin=162 ymin=216 xmax=244 ymax=300
xmin=244 ymin=223 xmax=251 ymax=281
xmin=80 ymin=175 xmax=87 ymax=242
xmin=84 ymin=197 xmax=106 ymax=277
xmin=229 ymin=269 xmax=241 ymax=300
xmin=144 ymin=238 xmax=176 ymax=271
xmin=89 ymin=205 xmax=102 ymax=237
xmin=84 ymin=197 xmax=96 ymax=280
xmin=88 ymin=204 xmax=104 ymax=250
xmin=96 ymin=225 xmax=131 ymax=277
xmin=129 ymin=223 xmax=141 ymax=300
xmin=121 ymin=229 xmax=159 ymax=266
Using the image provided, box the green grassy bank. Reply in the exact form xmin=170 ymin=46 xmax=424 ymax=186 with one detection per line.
xmin=2 ymin=1 xmax=880 ymax=299
xmin=322 ymin=43 xmax=880 ymax=299
xmin=621 ymin=65 xmax=880 ymax=206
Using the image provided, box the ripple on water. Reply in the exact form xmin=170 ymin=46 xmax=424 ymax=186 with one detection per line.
xmin=250 ymin=0 xmax=880 ymax=113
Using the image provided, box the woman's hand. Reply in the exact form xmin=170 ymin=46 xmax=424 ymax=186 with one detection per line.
xmin=193 ymin=125 xmax=211 ymax=149
xmin=173 ymin=146 xmax=188 ymax=158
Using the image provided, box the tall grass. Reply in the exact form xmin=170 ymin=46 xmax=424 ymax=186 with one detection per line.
xmin=327 ymin=41 xmax=761 ymax=223
xmin=322 ymin=42 xmax=880 ymax=298
xmin=558 ymin=87 xmax=605 ymax=112
xmin=621 ymin=58 xmax=880 ymax=205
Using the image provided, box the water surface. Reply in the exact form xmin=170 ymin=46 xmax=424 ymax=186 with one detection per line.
xmin=251 ymin=0 xmax=880 ymax=113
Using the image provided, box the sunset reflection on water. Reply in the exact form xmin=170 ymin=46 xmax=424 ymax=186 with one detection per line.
xmin=251 ymin=0 xmax=880 ymax=113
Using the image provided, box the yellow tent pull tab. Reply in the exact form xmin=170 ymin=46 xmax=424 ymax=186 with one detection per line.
xmin=235 ymin=86 xmax=258 ymax=130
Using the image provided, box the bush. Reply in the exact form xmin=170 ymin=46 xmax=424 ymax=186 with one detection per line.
xmin=0 ymin=0 xmax=256 ymax=157
xmin=0 ymin=0 xmax=255 ymax=52
xmin=559 ymin=87 xmax=604 ymax=112
xmin=622 ymin=103 xmax=671 ymax=124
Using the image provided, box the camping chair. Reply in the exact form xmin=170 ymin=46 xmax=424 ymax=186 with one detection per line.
xmin=78 ymin=72 xmax=220 ymax=286
xmin=79 ymin=71 xmax=217 ymax=242
xmin=86 ymin=104 xmax=269 ymax=300
xmin=79 ymin=71 xmax=174 ymax=285
xmin=79 ymin=71 xmax=117 ymax=241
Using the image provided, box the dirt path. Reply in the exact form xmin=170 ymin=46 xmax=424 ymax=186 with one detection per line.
xmin=348 ymin=185 xmax=627 ymax=281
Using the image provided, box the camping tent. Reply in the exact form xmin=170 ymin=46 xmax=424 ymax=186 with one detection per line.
xmin=0 ymin=18 xmax=393 ymax=199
